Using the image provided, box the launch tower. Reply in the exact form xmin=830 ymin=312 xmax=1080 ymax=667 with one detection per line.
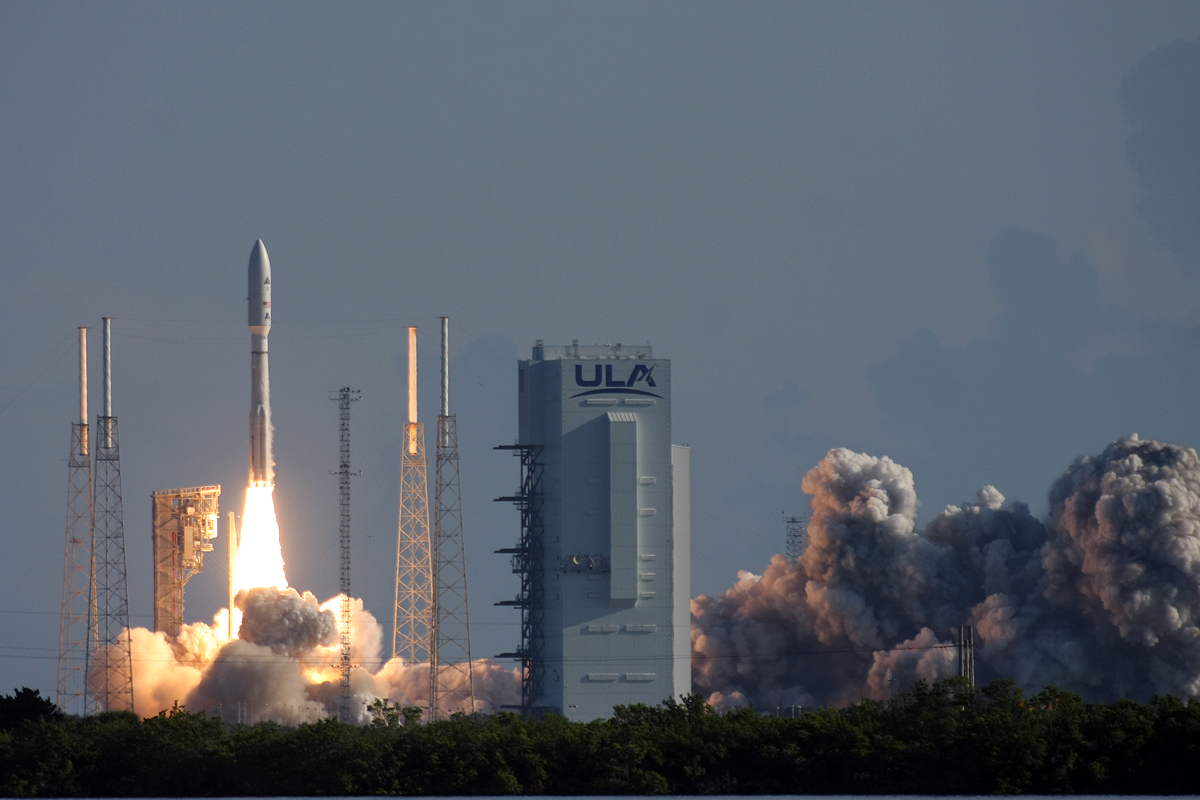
xmin=151 ymin=486 xmax=220 ymax=636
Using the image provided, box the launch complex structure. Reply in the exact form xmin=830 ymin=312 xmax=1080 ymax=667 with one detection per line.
xmin=58 ymin=320 xmax=135 ymax=716
xmin=393 ymin=319 xmax=475 ymax=719
xmin=60 ymin=242 xmax=480 ymax=721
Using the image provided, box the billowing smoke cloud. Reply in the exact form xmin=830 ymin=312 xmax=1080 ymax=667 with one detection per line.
xmin=235 ymin=587 xmax=337 ymax=657
xmin=693 ymin=435 xmax=1200 ymax=707
xmin=118 ymin=592 xmax=519 ymax=724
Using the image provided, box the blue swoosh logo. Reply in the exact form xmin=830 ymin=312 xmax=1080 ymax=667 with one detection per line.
xmin=569 ymin=388 xmax=663 ymax=399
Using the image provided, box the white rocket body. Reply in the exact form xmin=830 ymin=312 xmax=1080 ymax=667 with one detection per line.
xmin=248 ymin=239 xmax=273 ymax=484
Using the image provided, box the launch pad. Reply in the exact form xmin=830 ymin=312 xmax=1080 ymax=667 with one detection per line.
xmin=151 ymin=485 xmax=220 ymax=637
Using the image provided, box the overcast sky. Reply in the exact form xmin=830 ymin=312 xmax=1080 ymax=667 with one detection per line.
xmin=2 ymin=2 xmax=1199 ymax=698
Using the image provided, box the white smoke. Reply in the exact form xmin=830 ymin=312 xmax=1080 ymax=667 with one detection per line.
xmin=693 ymin=435 xmax=1200 ymax=707
xmin=120 ymin=591 xmax=519 ymax=724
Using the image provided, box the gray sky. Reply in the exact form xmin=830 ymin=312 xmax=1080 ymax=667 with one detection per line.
xmin=2 ymin=2 xmax=1199 ymax=698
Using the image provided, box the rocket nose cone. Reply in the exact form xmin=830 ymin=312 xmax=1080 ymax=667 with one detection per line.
xmin=248 ymin=239 xmax=271 ymax=279
xmin=248 ymin=239 xmax=272 ymax=330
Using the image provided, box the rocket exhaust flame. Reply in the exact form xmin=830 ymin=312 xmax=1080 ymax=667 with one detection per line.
xmin=227 ymin=482 xmax=289 ymax=637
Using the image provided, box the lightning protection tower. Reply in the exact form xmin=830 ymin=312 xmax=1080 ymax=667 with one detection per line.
xmin=92 ymin=318 xmax=134 ymax=713
xmin=59 ymin=327 xmax=96 ymax=716
xmin=394 ymin=326 xmax=433 ymax=671
xmin=430 ymin=317 xmax=474 ymax=720
xmin=785 ymin=516 xmax=805 ymax=564
xmin=331 ymin=387 xmax=360 ymax=723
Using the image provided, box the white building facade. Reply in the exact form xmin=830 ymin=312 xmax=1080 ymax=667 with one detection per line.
xmin=517 ymin=343 xmax=690 ymax=721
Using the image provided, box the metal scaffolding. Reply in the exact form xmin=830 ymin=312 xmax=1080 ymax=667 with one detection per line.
xmin=92 ymin=318 xmax=134 ymax=713
xmin=331 ymin=388 xmax=359 ymax=723
xmin=59 ymin=424 xmax=95 ymax=716
xmin=394 ymin=422 xmax=433 ymax=666
xmin=59 ymin=327 xmax=95 ymax=717
xmin=430 ymin=317 xmax=474 ymax=720
xmin=958 ymin=624 xmax=975 ymax=688
xmin=151 ymin=486 xmax=220 ymax=637
xmin=494 ymin=443 xmax=545 ymax=715
xmin=785 ymin=515 xmax=806 ymax=563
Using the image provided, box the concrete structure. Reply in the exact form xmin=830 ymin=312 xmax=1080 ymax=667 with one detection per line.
xmin=509 ymin=342 xmax=690 ymax=721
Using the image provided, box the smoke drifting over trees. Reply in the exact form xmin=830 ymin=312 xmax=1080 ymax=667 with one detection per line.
xmin=693 ymin=435 xmax=1200 ymax=708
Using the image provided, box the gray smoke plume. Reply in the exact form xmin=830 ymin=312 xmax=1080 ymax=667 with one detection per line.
xmin=236 ymin=587 xmax=338 ymax=656
xmin=693 ymin=435 xmax=1200 ymax=706
xmin=184 ymin=638 xmax=327 ymax=725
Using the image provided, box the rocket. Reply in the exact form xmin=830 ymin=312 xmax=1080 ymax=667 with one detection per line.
xmin=248 ymin=239 xmax=273 ymax=484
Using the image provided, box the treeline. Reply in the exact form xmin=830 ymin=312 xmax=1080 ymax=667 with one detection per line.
xmin=3 ymin=679 xmax=1200 ymax=795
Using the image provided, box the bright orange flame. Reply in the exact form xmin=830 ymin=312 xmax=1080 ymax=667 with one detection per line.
xmin=228 ymin=481 xmax=289 ymax=637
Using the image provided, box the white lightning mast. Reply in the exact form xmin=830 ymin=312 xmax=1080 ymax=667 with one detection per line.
xmin=394 ymin=327 xmax=433 ymax=679
xmin=92 ymin=318 xmax=134 ymax=712
xmin=430 ymin=317 xmax=475 ymax=719
xmin=59 ymin=327 xmax=95 ymax=715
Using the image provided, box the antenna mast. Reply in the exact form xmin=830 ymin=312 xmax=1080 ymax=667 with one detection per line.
xmin=785 ymin=515 xmax=805 ymax=563
xmin=332 ymin=387 xmax=360 ymax=723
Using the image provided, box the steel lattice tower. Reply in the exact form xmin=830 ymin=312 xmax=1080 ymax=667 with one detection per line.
xmin=59 ymin=327 xmax=95 ymax=716
xmin=92 ymin=318 xmax=134 ymax=713
xmin=785 ymin=515 xmax=805 ymax=563
xmin=430 ymin=317 xmax=474 ymax=720
xmin=393 ymin=326 xmax=433 ymax=669
xmin=331 ymin=387 xmax=360 ymax=723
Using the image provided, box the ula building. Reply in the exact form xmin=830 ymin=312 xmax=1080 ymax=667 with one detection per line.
xmin=498 ymin=342 xmax=690 ymax=721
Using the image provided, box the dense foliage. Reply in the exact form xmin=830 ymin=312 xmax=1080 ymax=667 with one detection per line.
xmin=2 ymin=679 xmax=1199 ymax=795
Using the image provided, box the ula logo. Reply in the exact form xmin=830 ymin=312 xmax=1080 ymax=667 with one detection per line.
xmin=570 ymin=363 xmax=661 ymax=399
